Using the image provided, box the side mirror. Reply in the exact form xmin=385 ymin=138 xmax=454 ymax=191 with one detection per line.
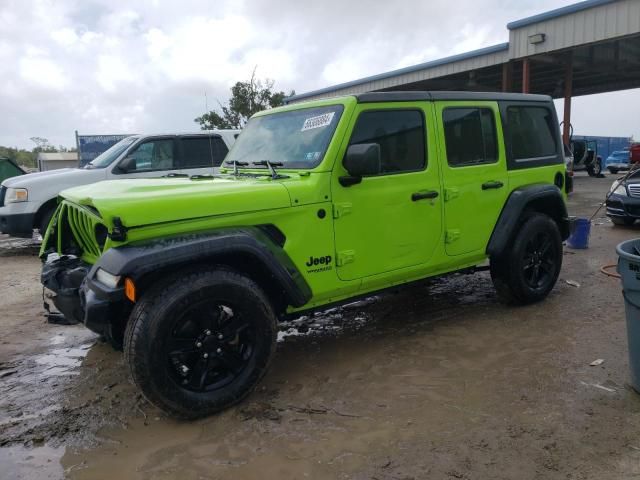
xmin=341 ymin=143 xmax=381 ymax=184
xmin=116 ymin=155 xmax=135 ymax=174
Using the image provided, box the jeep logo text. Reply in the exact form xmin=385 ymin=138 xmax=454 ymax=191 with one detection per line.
xmin=306 ymin=255 xmax=332 ymax=267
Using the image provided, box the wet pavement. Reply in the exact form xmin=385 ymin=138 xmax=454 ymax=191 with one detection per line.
xmin=1 ymin=173 xmax=640 ymax=479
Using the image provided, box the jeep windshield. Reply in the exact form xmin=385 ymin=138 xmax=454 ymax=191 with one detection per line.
xmin=84 ymin=136 xmax=138 ymax=169
xmin=225 ymin=105 xmax=344 ymax=170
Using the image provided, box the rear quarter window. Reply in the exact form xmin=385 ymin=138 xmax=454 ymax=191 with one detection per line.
xmin=506 ymin=106 xmax=557 ymax=161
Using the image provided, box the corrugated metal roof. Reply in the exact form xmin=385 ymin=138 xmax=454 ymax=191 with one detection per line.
xmin=286 ymin=43 xmax=509 ymax=103
xmin=506 ymin=0 xmax=619 ymax=30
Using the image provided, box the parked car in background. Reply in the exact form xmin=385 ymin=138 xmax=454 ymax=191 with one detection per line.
xmin=0 ymin=157 xmax=25 ymax=184
xmin=0 ymin=131 xmax=239 ymax=238
xmin=606 ymin=170 xmax=640 ymax=226
xmin=606 ymin=150 xmax=631 ymax=174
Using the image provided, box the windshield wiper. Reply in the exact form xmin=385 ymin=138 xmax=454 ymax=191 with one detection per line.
xmin=252 ymin=160 xmax=286 ymax=180
xmin=224 ymin=160 xmax=249 ymax=176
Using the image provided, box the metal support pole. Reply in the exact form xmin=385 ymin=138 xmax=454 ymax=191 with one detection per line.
xmin=522 ymin=58 xmax=530 ymax=93
xmin=563 ymin=53 xmax=573 ymax=145
xmin=502 ymin=62 xmax=513 ymax=92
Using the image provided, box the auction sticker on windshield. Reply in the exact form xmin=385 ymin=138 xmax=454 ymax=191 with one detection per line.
xmin=301 ymin=112 xmax=335 ymax=132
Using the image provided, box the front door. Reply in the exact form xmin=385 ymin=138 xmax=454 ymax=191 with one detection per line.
xmin=332 ymin=104 xmax=442 ymax=281
xmin=435 ymin=101 xmax=508 ymax=256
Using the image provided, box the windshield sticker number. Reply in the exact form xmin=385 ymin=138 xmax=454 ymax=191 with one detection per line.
xmin=304 ymin=151 xmax=322 ymax=161
xmin=301 ymin=112 xmax=335 ymax=132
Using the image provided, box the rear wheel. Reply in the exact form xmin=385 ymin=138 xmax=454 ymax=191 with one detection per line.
xmin=608 ymin=168 xmax=619 ymax=175
xmin=611 ymin=217 xmax=635 ymax=226
xmin=124 ymin=267 xmax=277 ymax=419
xmin=491 ymin=214 xmax=563 ymax=304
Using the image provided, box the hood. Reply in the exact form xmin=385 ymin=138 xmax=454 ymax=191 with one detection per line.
xmin=60 ymin=176 xmax=292 ymax=227
xmin=2 ymin=167 xmax=106 ymax=189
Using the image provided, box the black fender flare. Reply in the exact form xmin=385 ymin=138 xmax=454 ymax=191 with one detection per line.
xmin=89 ymin=227 xmax=312 ymax=308
xmin=486 ymin=184 xmax=570 ymax=258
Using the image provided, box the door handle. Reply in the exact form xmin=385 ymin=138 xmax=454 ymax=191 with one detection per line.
xmin=411 ymin=190 xmax=439 ymax=201
xmin=482 ymin=181 xmax=504 ymax=190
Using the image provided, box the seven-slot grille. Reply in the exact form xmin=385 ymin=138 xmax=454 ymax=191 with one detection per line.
xmin=55 ymin=202 xmax=104 ymax=262
xmin=627 ymin=184 xmax=640 ymax=198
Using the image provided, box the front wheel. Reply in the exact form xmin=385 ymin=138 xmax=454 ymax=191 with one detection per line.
xmin=608 ymin=168 xmax=619 ymax=175
xmin=124 ymin=267 xmax=277 ymax=419
xmin=491 ymin=214 xmax=563 ymax=304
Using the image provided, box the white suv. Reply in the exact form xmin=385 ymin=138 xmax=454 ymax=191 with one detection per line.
xmin=0 ymin=131 xmax=239 ymax=238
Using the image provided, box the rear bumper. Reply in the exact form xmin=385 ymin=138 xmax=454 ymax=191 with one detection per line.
xmin=41 ymin=255 xmax=127 ymax=336
xmin=606 ymin=194 xmax=640 ymax=219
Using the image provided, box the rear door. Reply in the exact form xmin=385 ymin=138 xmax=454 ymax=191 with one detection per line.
xmin=178 ymin=135 xmax=229 ymax=176
xmin=435 ymin=101 xmax=508 ymax=256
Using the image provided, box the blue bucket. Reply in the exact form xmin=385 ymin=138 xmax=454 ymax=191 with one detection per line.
xmin=566 ymin=217 xmax=591 ymax=249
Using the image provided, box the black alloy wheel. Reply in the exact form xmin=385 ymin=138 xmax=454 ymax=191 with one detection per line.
xmin=522 ymin=231 xmax=556 ymax=290
xmin=166 ymin=302 xmax=253 ymax=392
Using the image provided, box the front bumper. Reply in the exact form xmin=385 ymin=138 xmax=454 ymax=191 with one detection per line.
xmin=607 ymin=162 xmax=630 ymax=171
xmin=606 ymin=193 xmax=640 ymax=219
xmin=0 ymin=202 xmax=38 ymax=237
xmin=0 ymin=212 xmax=35 ymax=238
xmin=41 ymin=255 xmax=127 ymax=336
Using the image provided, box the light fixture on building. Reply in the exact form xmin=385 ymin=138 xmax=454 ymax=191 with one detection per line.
xmin=529 ymin=33 xmax=546 ymax=45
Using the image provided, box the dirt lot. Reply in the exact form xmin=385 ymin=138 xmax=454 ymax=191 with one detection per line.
xmin=1 ymin=173 xmax=640 ymax=480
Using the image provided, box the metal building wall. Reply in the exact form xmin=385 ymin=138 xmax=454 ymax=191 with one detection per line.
xmin=508 ymin=0 xmax=640 ymax=58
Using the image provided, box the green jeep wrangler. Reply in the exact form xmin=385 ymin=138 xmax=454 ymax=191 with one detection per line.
xmin=41 ymin=91 xmax=570 ymax=418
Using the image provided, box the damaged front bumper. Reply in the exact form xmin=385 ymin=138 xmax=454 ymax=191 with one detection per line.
xmin=41 ymin=254 xmax=127 ymax=337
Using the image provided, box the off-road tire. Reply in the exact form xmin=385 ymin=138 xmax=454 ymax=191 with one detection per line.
xmin=611 ymin=216 xmax=635 ymax=226
xmin=124 ymin=267 xmax=277 ymax=419
xmin=490 ymin=214 xmax=563 ymax=305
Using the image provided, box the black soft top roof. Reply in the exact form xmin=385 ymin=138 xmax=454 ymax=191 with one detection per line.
xmin=356 ymin=91 xmax=552 ymax=103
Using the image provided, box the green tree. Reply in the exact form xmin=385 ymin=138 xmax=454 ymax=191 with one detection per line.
xmin=195 ymin=70 xmax=294 ymax=130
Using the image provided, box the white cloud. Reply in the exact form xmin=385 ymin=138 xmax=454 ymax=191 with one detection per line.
xmin=19 ymin=55 xmax=67 ymax=90
xmin=51 ymin=27 xmax=79 ymax=47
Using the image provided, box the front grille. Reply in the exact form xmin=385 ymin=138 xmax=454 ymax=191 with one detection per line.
xmin=65 ymin=203 xmax=102 ymax=260
xmin=0 ymin=186 xmax=6 ymax=207
xmin=628 ymin=184 xmax=640 ymax=198
xmin=45 ymin=202 xmax=105 ymax=262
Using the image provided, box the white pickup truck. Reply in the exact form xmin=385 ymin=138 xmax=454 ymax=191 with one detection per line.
xmin=0 ymin=130 xmax=239 ymax=238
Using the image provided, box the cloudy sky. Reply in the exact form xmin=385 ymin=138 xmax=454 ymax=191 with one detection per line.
xmin=1 ymin=0 xmax=638 ymax=150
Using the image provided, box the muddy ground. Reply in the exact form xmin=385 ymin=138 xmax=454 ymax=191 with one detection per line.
xmin=1 ymin=173 xmax=640 ymax=479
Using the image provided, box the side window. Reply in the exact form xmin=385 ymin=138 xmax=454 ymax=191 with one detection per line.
xmin=349 ymin=110 xmax=426 ymax=174
xmin=126 ymin=139 xmax=176 ymax=171
xmin=507 ymin=106 xmax=557 ymax=161
xmin=442 ymin=108 xmax=497 ymax=167
xmin=181 ymin=137 xmax=229 ymax=168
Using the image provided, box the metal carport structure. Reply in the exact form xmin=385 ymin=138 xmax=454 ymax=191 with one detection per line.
xmin=287 ymin=0 xmax=640 ymax=144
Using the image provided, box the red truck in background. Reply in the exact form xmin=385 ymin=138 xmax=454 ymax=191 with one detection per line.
xmin=631 ymin=143 xmax=640 ymax=165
